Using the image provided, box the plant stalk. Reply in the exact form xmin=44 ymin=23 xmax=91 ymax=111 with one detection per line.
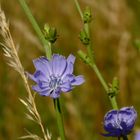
xmin=18 ymin=0 xmax=66 ymax=139
xmin=54 ymin=98 xmax=66 ymax=140
xmin=73 ymin=0 xmax=83 ymax=19
xmin=122 ymin=135 xmax=128 ymax=140
xmin=18 ymin=0 xmax=52 ymax=59
xmin=74 ymin=0 xmax=118 ymax=110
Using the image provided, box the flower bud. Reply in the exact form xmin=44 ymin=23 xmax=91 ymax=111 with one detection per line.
xmin=103 ymin=107 xmax=137 ymax=138
xmin=107 ymin=77 xmax=119 ymax=98
xmin=83 ymin=7 xmax=92 ymax=23
xmin=44 ymin=24 xmax=57 ymax=43
xmin=79 ymin=29 xmax=90 ymax=45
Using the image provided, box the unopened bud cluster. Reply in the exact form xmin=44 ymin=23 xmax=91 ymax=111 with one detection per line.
xmin=44 ymin=24 xmax=57 ymax=43
xmin=79 ymin=30 xmax=90 ymax=45
xmin=83 ymin=7 xmax=92 ymax=23
xmin=107 ymin=77 xmax=119 ymax=98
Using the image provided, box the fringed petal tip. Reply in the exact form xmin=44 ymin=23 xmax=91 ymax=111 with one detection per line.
xmin=25 ymin=72 xmax=37 ymax=82
xmin=67 ymin=54 xmax=75 ymax=64
xmin=72 ymin=75 xmax=85 ymax=86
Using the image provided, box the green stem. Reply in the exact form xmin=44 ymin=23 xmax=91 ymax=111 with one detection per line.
xmin=110 ymin=96 xmax=118 ymax=110
xmin=90 ymin=63 xmax=118 ymax=109
xmin=122 ymin=135 xmax=128 ymax=140
xmin=91 ymin=64 xmax=108 ymax=91
xmin=74 ymin=0 xmax=118 ymax=110
xmin=18 ymin=1 xmax=66 ymax=139
xmin=73 ymin=0 xmax=94 ymax=61
xmin=85 ymin=24 xmax=94 ymax=64
xmin=78 ymin=50 xmax=118 ymax=110
xmin=54 ymin=98 xmax=66 ymax=140
xmin=18 ymin=0 xmax=52 ymax=59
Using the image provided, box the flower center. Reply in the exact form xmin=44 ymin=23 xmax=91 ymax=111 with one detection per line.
xmin=49 ymin=75 xmax=61 ymax=91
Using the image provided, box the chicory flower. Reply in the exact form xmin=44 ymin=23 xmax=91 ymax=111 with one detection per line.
xmin=28 ymin=54 xmax=84 ymax=98
xmin=103 ymin=107 xmax=137 ymax=137
xmin=134 ymin=130 xmax=140 ymax=140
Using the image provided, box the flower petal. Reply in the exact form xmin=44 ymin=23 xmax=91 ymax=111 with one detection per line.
xmin=39 ymin=90 xmax=52 ymax=96
xmin=32 ymin=85 xmax=52 ymax=96
xmin=118 ymin=107 xmax=137 ymax=131
xmin=50 ymin=90 xmax=60 ymax=98
xmin=67 ymin=54 xmax=75 ymax=64
xmin=32 ymin=84 xmax=50 ymax=92
xmin=104 ymin=110 xmax=118 ymax=131
xmin=33 ymin=56 xmax=52 ymax=77
xmin=38 ymin=80 xmax=49 ymax=88
xmin=62 ymin=74 xmax=74 ymax=82
xmin=27 ymin=72 xmax=38 ymax=83
xmin=60 ymin=82 xmax=72 ymax=92
xmin=27 ymin=70 xmax=49 ymax=84
xmin=61 ymin=63 xmax=74 ymax=79
xmin=71 ymin=75 xmax=85 ymax=86
xmin=52 ymin=54 xmax=67 ymax=76
xmin=61 ymin=55 xmax=75 ymax=79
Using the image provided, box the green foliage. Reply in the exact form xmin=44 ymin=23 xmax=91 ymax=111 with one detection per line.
xmin=79 ymin=29 xmax=90 ymax=45
xmin=83 ymin=7 xmax=92 ymax=23
xmin=44 ymin=24 xmax=57 ymax=44
xmin=107 ymin=77 xmax=119 ymax=98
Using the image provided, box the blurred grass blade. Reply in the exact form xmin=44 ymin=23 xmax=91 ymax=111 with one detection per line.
xmin=18 ymin=0 xmax=52 ymax=59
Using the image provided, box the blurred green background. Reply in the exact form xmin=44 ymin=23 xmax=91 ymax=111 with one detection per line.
xmin=0 ymin=0 xmax=140 ymax=140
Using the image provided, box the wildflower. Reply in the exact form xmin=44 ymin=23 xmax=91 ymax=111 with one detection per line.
xmin=103 ymin=107 xmax=137 ymax=138
xmin=28 ymin=54 xmax=84 ymax=98
xmin=134 ymin=130 xmax=140 ymax=140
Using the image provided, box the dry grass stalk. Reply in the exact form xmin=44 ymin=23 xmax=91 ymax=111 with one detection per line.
xmin=0 ymin=7 xmax=51 ymax=140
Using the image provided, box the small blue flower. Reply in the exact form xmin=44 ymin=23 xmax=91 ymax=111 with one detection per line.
xmin=103 ymin=107 xmax=137 ymax=137
xmin=134 ymin=130 xmax=140 ymax=140
xmin=28 ymin=54 xmax=85 ymax=98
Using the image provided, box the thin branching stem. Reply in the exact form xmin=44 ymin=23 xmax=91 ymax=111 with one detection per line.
xmin=73 ymin=0 xmax=118 ymax=109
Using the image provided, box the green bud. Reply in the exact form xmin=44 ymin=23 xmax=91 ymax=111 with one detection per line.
xmin=107 ymin=77 xmax=119 ymax=98
xmin=107 ymin=88 xmax=115 ymax=98
xmin=79 ymin=29 xmax=90 ymax=45
xmin=44 ymin=24 xmax=57 ymax=43
xmin=83 ymin=7 xmax=92 ymax=23
xmin=44 ymin=24 xmax=50 ymax=33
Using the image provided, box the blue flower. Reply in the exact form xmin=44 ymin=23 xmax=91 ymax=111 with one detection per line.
xmin=28 ymin=54 xmax=85 ymax=98
xmin=134 ymin=130 xmax=140 ymax=140
xmin=103 ymin=107 xmax=137 ymax=137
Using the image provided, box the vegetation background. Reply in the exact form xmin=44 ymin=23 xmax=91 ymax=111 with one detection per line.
xmin=0 ymin=0 xmax=140 ymax=140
